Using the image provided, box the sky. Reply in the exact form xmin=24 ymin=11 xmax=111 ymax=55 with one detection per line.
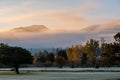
xmin=0 ymin=0 xmax=120 ymax=31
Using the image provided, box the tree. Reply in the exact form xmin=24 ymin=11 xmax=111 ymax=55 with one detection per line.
xmin=57 ymin=50 xmax=68 ymax=60
xmin=67 ymin=45 xmax=83 ymax=63
xmin=84 ymin=39 xmax=99 ymax=66
xmin=53 ymin=49 xmax=68 ymax=67
xmin=100 ymin=42 xmax=120 ymax=67
xmin=0 ymin=43 xmax=33 ymax=74
xmin=67 ymin=47 xmax=74 ymax=62
xmin=114 ymin=32 xmax=120 ymax=43
xmin=67 ymin=45 xmax=84 ymax=67
xmin=100 ymin=33 xmax=120 ymax=67
xmin=36 ymin=51 xmax=55 ymax=64
xmin=36 ymin=51 xmax=49 ymax=64
xmin=37 ymin=54 xmax=46 ymax=63
xmin=47 ymin=53 xmax=55 ymax=63
xmin=44 ymin=53 xmax=55 ymax=67
xmin=55 ymin=56 xmax=66 ymax=68
xmin=81 ymin=53 xmax=87 ymax=67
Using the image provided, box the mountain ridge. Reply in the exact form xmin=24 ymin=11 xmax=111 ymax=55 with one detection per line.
xmin=82 ymin=24 xmax=120 ymax=32
xmin=10 ymin=25 xmax=48 ymax=32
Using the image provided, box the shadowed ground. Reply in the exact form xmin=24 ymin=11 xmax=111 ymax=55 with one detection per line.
xmin=0 ymin=72 xmax=120 ymax=80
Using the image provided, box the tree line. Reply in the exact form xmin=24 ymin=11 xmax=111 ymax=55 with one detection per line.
xmin=34 ymin=32 xmax=120 ymax=68
xmin=0 ymin=32 xmax=120 ymax=74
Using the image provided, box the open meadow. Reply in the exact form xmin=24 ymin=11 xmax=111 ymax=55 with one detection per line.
xmin=0 ymin=67 xmax=120 ymax=80
xmin=0 ymin=72 xmax=120 ymax=80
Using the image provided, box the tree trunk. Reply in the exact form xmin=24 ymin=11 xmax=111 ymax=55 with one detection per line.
xmin=14 ymin=65 xmax=19 ymax=74
xmin=70 ymin=63 xmax=74 ymax=68
xmin=59 ymin=64 xmax=63 ymax=68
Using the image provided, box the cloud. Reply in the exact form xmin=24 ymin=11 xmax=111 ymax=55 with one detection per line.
xmin=41 ymin=12 xmax=86 ymax=26
xmin=0 ymin=7 xmax=14 ymax=15
xmin=0 ymin=0 xmax=117 ymax=31
xmin=0 ymin=13 xmax=38 ymax=23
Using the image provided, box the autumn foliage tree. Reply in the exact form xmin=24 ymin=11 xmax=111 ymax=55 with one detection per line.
xmin=67 ymin=45 xmax=83 ymax=65
xmin=84 ymin=39 xmax=99 ymax=66
xmin=100 ymin=32 xmax=120 ymax=67
xmin=55 ymin=56 xmax=66 ymax=68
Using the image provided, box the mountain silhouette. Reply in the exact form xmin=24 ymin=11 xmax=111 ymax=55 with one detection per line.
xmin=82 ymin=21 xmax=120 ymax=32
xmin=11 ymin=25 xmax=48 ymax=32
xmin=82 ymin=24 xmax=120 ymax=32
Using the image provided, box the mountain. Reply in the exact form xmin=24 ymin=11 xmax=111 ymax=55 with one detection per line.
xmin=10 ymin=25 xmax=48 ymax=32
xmin=82 ymin=24 xmax=100 ymax=31
xmin=82 ymin=24 xmax=120 ymax=32
xmin=82 ymin=21 xmax=120 ymax=32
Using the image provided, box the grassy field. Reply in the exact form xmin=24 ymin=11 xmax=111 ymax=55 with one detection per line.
xmin=0 ymin=71 xmax=120 ymax=80
xmin=0 ymin=71 xmax=32 ymax=75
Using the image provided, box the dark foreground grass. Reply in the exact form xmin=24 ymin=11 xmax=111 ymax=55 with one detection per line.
xmin=0 ymin=71 xmax=120 ymax=80
xmin=0 ymin=71 xmax=33 ymax=75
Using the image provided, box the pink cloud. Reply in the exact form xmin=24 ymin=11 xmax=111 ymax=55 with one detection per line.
xmin=0 ymin=13 xmax=37 ymax=23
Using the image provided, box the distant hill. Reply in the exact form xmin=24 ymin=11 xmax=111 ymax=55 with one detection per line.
xmin=82 ymin=22 xmax=120 ymax=32
xmin=10 ymin=25 xmax=48 ymax=32
xmin=82 ymin=24 xmax=100 ymax=31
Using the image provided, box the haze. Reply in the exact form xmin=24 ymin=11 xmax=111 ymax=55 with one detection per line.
xmin=0 ymin=0 xmax=120 ymax=49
